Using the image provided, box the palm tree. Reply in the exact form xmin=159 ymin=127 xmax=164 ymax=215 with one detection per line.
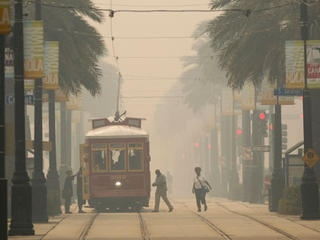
xmin=41 ymin=0 xmax=106 ymax=95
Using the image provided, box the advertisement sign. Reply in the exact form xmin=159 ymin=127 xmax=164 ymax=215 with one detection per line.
xmin=307 ymin=40 xmax=320 ymax=88
xmin=43 ymin=89 xmax=68 ymax=102
xmin=24 ymin=20 xmax=44 ymax=79
xmin=0 ymin=0 xmax=10 ymax=34
xmin=5 ymin=47 xmax=13 ymax=78
xmin=43 ymin=41 xmax=59 ymax=90
xmin=241 ymin=82 xmax=255 ymax=110
xmin=67 ymin=94 xmax=82 ymax=111
xmin=285 ymin=41 xmax=304 ymax=89
xmin=221 ymin=89 xmax=233 ymax=115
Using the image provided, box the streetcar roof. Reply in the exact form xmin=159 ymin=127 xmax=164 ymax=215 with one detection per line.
xmin=85 ymin=125 xmax=149 ymax=139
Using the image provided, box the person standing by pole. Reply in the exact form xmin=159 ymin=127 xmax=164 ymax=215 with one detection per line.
xmin=152 ymin=169 xmax=174 ymax=212
xmin=62 ymin=170 xmax=76 ymax=214
xmin=77 ymin=168 xmax=85 ymax=213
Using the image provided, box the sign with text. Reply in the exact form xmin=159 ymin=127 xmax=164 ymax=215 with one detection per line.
xmin=5 ymin=47 xmax=13 ymax=78
xmin=285 ymin=41 xmax=304 ymax=89
xmin=24 ymin=20 xmax=44 ymax=79
xmin=241 ymin=82 xmax=255 ymax=110
xmin=0 ymin=0 xmax=10 ymax=34
xmin=307 ymin=40 xmax=320 ymax=88
xmin=43 ymin=41 xmax=59 ymax=89
xmin=274 ymin=88 xmax=303 ymax=96
xmin=5 ymin=95 xmax=34 ymax=105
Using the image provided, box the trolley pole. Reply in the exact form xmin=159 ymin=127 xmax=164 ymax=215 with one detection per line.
xmin=0 ymin=34 xmax=7 ymax=240
xmin=46 ymin=90 xmax=61 ymax=215
xmin=32 ymin=0 xmax=48 ymax=223
xmin=9 ymin=0 xmax=34 ymax=235
xmin=300 ymin=0 xmax=319 ymax=219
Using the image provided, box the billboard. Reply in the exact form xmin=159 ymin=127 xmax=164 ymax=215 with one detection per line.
xmin=307 ymin=40 xmax=320 ymax=88
xmin=0 ymin=0 xmax=10 ymax=34
xmin=24 ymin=20 xmax=44 ymax=79
xmin=43 ymin=41 xmax=59 ymax=90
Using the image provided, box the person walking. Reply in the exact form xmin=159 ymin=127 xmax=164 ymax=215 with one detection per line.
xmin=77 ymin=168 xmax=85 ymax=213
xmin=62 ymin=170 xmax=76 ymax=214
xmin=192 ymin=167 xmax=212 ymax=212
xmin=152 ymin=169 xmax=173 ymax=212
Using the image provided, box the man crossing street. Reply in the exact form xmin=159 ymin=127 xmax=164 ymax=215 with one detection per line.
xmin=152 ymin=169 xmax=173 ymax=212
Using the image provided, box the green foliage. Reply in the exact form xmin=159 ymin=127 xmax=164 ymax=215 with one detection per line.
xmin=278 ymin=185 xmax=302 ymax=215
xmin=42 ymin=0 xmax=106 ymax=95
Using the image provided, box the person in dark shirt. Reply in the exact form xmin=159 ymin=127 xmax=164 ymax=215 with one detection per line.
xmin=152 ymin=169 xmax=173 ymax=212
xmin=77 ymin=168 xmax=85 ymax=213
xmin=62 ymin=170 xmax=76 ymax=214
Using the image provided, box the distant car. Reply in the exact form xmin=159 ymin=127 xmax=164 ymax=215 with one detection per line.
xmin=80 ymin=116 xmax=151 ymax=211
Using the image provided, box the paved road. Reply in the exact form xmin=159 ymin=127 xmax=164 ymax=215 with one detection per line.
xmin=8 ymin=198 xmax=320 ymax=240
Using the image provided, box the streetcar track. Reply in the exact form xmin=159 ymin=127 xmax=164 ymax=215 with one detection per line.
xmin=183 ymin=203 xmax=232 ymax=240
xmin=137 ymin=211 xmax=151 ymax=240
xmin=40 ymin=215 xmax=67 ymax=240
xmin=215 ymin=202 xmax=299 ymax=240
xmin=79 ymin=213 xmax=99 ymax=240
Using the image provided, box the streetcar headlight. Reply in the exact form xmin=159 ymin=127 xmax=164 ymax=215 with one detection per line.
xmin=115 ymin=181 xmax=122 ymax=187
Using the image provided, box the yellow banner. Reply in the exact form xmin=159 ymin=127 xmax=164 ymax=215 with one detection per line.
xmin=24 ymin=21 xmax=44 ymax=79
xmin=66 ymin=94 xmax=82 ymax=110
xmin=42 ymin=89 xmax=68 ymax=102
xmin=241 ymin=82 xmax=255 ymax=110
xmin=44 ymin=41 xmax=59 ymax=90
xmin=286 ymin=41 xmax=305 ymax=89
xmin=261 ymin=78 xmax=277 ymax=105
xmin=80 ymin=144 xmax=90 ymax=200
xmin=0 ymin=0 xmax=10 ymax=34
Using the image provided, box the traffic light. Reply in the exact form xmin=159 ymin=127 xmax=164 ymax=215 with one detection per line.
xmin=282 ymin=124 xmax=288 ymax=150
xmin=256 ymin=112 xmax=268 ymax=137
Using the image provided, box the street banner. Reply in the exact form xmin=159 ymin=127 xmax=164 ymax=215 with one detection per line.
xmin=66 ymin=94 xmax=82 ymax=111
xmin=221 ymin=88 xmax=233 ymax=115
xmin=285 ymin=41 xmax=304 ymax=89
xmin=43 ymin=89 xmax=68 ymax=102
xmin=0 ymin=0 xmax=10 ymax=34
xmin=307 ymin=40 xmax=320 ymax=88
xmin=5 ymin=47 xmax=13 ymax=79
xmin=43 ymin=41 xmax=59 ymax=90
xmin=261 ymin=78 xmax=277 ymax=105
xmin=24 ymin=20 xmax=44 ymax=79
xmin=24 ymin=79 xmax=34 ymax=90
xmin=241 ymin=82 xmax=255 ymax=110
xmin=274 ymin=88 xmax=303 ymax=96
xmin=80 ymin=144 xmax=90 ymax=200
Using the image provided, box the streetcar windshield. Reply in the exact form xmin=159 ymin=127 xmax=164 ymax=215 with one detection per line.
xmin=128 ymin=143 xmax=143 ymax=171
xmin=110 ymin=144 xmax=126 ymax=171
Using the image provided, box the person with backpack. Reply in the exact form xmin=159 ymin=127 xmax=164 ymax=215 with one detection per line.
xmin=192 ymin=167 xmax=212 ymax=212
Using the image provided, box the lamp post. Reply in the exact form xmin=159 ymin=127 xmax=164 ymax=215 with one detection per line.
xmin=46 ymin=90 xmax=61 ymax=215
xmin=300 ymin=0 xmax=319 ymax=219
xmin=31 ymin=0 xmax=48 ymax=223
xmin=9 ymin=0 xmax=34 ymax=235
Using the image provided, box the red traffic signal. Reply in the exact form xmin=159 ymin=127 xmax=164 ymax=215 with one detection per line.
xmin=194 ymin=142 xmax=199 ymax=148
xmin=237 ymin=129 xmax=243 ymax=135
xmin=208 ymin=144 xmax=212 ymax=149
xmin=270 ymin=124 xmax=273 ymax=130
xmin=259 ymin=113 xmax=266 ymax=120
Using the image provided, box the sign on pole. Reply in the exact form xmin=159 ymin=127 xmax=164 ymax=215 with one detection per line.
xmin=286 ymin=41 xmax=305 ymax=89
xmin=221 ymin=88 xmax=233 ymax=115
xmin=43 ymin=41 xmax=59 ymax=90
xmin=252 ymin=145 xmax=271 ymax=152
xmin=0 ymin=0 xmax=10 ymax=34
xmin=303 ymin=149 xmax=319 ymax=168
xmin=274 ymin=88 xmax=303 ymax=96
xmin=241 ymin=82 xmax=255 ymax=110
xmin=66 ymin=94 xmax=82 ymax=111
xmin=307 ymin=40 xmax=320 ymax=88
xmin=24 ymin=20 xmax=44 ymax=79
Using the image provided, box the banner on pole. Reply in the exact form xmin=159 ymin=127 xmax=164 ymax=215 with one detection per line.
xmin=221 ymin=89 xmax=233 ymax=115
xmin=67 ymin=94 xmax=82 ymax=111
xmin=43 ymin=41 xmax=59 ymax=90
xmin=0 ymin=0 xmax=10 ymax=34
xmin=24 ymin=20 xmax=44 ymax=79
xmin=241 ymin=82 xmax=255 ymax=110
xmin=285 ymin=41 xmax=304 ymax=89
xmin=43 ymin=89 xmax=68 ymax=102
xmin=5 ymin=47 xmax=13 ymax=79
xmin=307 ymin=40 xmax=320 ymax=88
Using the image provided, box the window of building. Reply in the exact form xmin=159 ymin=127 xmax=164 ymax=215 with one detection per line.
xmin=91 ymin=144 xmax=107 ymax=172
xmin=128 ymin=143 xmax=143 ymax=171
xmin=110 ymin=144 xmax=126 ymax=171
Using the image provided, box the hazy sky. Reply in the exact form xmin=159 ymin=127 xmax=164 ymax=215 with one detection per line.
xmin=91 ymin=0 xmax=216 ymax=130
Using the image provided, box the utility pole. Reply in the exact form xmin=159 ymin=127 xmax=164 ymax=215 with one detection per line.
xmin=241 ymin=110 xmax=251 ymax=202
xmin=300 ymin=0 xmax=319 ymax=219
xmin=59 ymin=101 xmax=67 ymax=186
xmin=211 ymin=103 xmax=220 ymax=196
xmin=46 ymin=90 xmax=61 ymax=215
xmin=32 ymin=0 xmax=48 ymax=223
xmin=0 ymin=34 xmax=7 ymax=240
xmin=9 ymin=0 xmax=34 ymax=235
xmin=230 ymin=89 xmax=239 ymax=199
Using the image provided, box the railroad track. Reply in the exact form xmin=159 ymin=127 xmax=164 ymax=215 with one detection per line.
xmin=215 ymin=202 xmax=299 ymax=240
xmin=79 ymin=213 xmax=99 ymax=240
xmin=137 ymin=211 xmax=151 ymax=240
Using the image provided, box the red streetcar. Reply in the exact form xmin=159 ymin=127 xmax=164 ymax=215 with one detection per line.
xmin=80 ymin=115 xmax=151 ymax=211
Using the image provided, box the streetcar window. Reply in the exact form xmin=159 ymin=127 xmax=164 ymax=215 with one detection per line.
xmin=92 ymin=150 xmax=107 ymax=172
xmin=128 ymin=147 xmax=143 ymax=171
xmin=110 ymin=144 xmax=126 ymax=171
